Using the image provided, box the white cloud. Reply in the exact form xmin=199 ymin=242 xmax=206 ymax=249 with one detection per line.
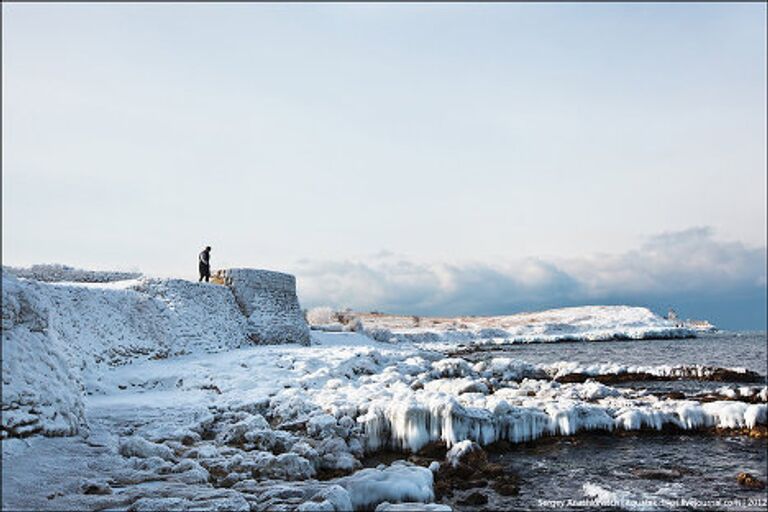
xmin=291 ymin=227 xmax=766 ymax=327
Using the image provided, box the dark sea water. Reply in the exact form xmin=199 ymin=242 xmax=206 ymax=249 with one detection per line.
xmin=488 ymin=432 xmax=768 ymax=511
xmin=451 ymin=332 xmax=768 ymax=510
xmin=466 ymin=331 xmax=768 ymax=375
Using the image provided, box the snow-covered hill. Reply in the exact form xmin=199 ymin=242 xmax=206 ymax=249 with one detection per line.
xmin=309 ymin=305 xmax=696 ymax=344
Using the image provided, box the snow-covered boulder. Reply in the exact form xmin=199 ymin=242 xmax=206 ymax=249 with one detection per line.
xmin=119 ymin=436 xmax=176 ymax=461
xmin=338 ymin=461 xmax=435 ymax=510
xmin=445 ymin=440 xmax=486 ymax=469
xmin=222 ymin=269 xmax=311 ymax=345
xmin=298 ymin=485 xmax=353 ymax=511
xmin=375 ymin=503 xmax=452 ymax=512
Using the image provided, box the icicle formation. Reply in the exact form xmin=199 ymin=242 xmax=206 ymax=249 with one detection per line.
xmin=358 ymin=394 xmax=767 ymax=452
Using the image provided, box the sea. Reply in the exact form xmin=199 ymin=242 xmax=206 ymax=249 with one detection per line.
xmin=463 ymin=331 xmax=768 ymax=511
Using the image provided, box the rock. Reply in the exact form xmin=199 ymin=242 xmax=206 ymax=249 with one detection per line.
xmin=119 ymin=436 xmax=175 ymax=461
xmin=417 ymin=441 xmax=447 ymax=459
xmin=492 ymin=476 xmax=519 ymax=496
xmin=455 ymin=479 xmax=487 ymax=490
xmin=445 ymin=441 xmax=487 ymax=471
xmin=80 ymin=479 xmax=112 ymax=495
xmin=737 ymin=472 xmax=766 ymax=490
xmin=434 ymin=441 xmax=512 ymax=501
xmin=630 ymin=467 xmax=685 ymax=481
xmin=458 ymin=491 xmax=488 ymax=506
xmin=298 ymin=485 xmax=352 ymax=512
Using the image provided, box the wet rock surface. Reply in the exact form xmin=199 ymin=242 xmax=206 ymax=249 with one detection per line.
xmin=737 ymin=472 xmax=766 ymax=490
xmin=433 ymin=441 xmax=519 ymax=504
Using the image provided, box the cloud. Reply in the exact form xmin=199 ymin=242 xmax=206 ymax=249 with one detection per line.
xmin=291 ymin=227 xmax=767 ymax=329
xmin=562 ymin=227 xmax=767 ymax=296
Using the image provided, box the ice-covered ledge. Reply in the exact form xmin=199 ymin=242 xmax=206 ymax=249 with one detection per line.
xmin=220 ymin=268 xmax=311 ymax=346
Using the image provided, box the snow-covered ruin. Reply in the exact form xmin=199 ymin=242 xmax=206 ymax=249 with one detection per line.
xmin=2 ymin=266 xmax=310 ymax=438
xmin=2 ymin=266 xmax=765 ymax=511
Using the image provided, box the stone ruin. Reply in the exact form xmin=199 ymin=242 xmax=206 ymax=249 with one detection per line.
xmin=216 ymin=268 xmax=311 ymax=346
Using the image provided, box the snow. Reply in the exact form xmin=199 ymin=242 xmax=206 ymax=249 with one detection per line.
xmin=445 ymin=439 xmax=482 ymax=467
xmin=338 ymin=461 xmax=435 ymax=510
xmin=118 ymin=436 xmax=176 ymax=460
xmin=546 ymin=361 xmax=755 ymax=380
xmin=223 ymin=268 xmax=311 ymax=345
xmin=298 ymin=485 xmax=352 ymax=512
xmin=375 ymin=503 xmax=452 ymax=512
xmin=4 ymin=263 xmax=142 ymax=283
xmin=1 ymin=266 xmax=763 ymax=510
xmin=582 ymin=482 xmax=659 ymax=511
xmin=1 ymin=268 xmax=311 ymax=438
xmin=326 ymin=305 xmax=695 ymax=345
xmin=2 ymin=274 xmax=86 ymax=437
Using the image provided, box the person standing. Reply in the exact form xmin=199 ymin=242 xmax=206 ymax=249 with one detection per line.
xmin=199 ymin=246 xmax=211 ymax=282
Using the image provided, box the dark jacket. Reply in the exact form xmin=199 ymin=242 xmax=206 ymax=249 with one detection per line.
xmin=199 ymin=250 xmax=210 ymax=268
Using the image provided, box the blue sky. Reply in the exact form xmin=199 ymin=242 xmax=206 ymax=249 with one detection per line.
xmin=2 ymin=3 xmax=766 ymax=329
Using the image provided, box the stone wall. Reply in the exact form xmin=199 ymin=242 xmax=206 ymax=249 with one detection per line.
xmin=222 ymin=269 xmax=311 ymax=346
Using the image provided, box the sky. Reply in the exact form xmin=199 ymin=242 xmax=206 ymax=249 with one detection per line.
xmin=2 ymin=3 xmax=766 ymax=329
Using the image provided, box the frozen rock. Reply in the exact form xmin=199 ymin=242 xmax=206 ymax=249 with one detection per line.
xmin=132 ymin=456 xmax=174 ymax=474
xmin=172 ymin=459 xmax=211 ymax=484
xmin=291 ymin=441 xmax=321 ymax=467
xmin=308 ymin=414 xmax=339 ymax=438
xmin=375 ymin=503 xmax=452 ymax=512
xmin=119 ymin=436 xmax=176 ymax=461
xmin=128 ymin=497 xmax=191 ymax=511
xmin=79 ymin=478 xmax=112 ymax=495
xmin=218 ymin=414 xmax=270 ymax=445
xmin=298 ymin=485 xmax=353 ymax=512
xmin=339 ymin=461 xmax=435 ymax=510
xmin=445 ymin=440 xmax=486 ymax=469
xmin=186 ymin=444 xmax=219 ymax=459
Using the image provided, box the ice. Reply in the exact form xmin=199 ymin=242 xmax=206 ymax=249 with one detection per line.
xmin=118 ymin=436 xmax=176 ymax=461
xmin=582 ymin=482 xmax=659 ymax=511
xmin=546 ymin=361 xmax=756 ymax=380
xmin=338 ymin=460 xmax=435 ymax=510
xmin=298 ymin=485 xmax=353 ymax=512
xmin=445 ymin=440 xmax=482 ymax=467
xmin=2 ymin=266 xmax=764 ymax=511
xmin=375 ymin=503 xmax=452 ymax=511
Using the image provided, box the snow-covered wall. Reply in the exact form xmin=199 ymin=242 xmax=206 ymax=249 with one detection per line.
xmin=223 ymin=269 xmax=310 ymax=346
xmin=1 ymin=267 xmax=310 ymax=438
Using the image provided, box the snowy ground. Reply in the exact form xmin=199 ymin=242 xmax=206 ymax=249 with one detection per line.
xmin=4 ymin=330 xmax=766 ymax=511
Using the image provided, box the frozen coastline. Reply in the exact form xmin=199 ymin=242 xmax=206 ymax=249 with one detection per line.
xmin=2 ymin=267 xmax=764 ymax=511
xmin=307 ymin=305 xmax=697 ymax=345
